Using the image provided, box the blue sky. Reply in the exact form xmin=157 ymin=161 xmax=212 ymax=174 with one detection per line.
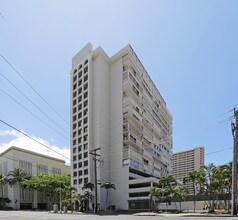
xmin=0 ymin=0 xmax=238 ymax=166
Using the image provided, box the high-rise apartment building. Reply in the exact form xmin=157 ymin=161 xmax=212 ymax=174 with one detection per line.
xmin=172 ymin=146 xmax=204 ymax=194
xmin=70 ymin=43 xmax=173 ymax=210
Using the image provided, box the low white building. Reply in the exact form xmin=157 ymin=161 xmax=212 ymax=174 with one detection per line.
xmin=0 ymin=146 xmax=70 ymax=209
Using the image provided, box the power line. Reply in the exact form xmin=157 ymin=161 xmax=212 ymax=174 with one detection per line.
xmin=205 ymin=147 xmax=232 ymax=156
xmin=0 ymin=71 xmax=69 ymax=136
xmin=0 ymin=12 xmax=5 ymax=20
xmin=0 ymin=88 xmax=68 ymax=140
xmin=218 ymin=109 xmax=234 ymax=118
xmin=0 ymin=54 xmax=69 ymax=126
xmin=0 ymin=119 xmax=71 ymax=162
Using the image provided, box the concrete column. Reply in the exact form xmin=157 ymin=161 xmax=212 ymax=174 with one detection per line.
xmin=33 ymin=190 xmax=38 ymax=209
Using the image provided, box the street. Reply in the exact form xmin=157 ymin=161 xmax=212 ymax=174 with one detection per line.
xmin=0 ymin=211 xmax=237 ymax=220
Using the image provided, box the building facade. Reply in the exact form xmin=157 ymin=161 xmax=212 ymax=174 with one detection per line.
xmin=172 ymin=146 xmax=204 ymax=194
xmin=0 ymin=146 xmax=70 ymax=209
xmin=70 ymin=43 xmax=173 ymax=210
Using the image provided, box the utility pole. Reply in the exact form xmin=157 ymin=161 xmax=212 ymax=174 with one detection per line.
xmin=90 ymin=147 xmax=101 ymax=214
xmin=232 ymin=109 xmax=238 ymax=216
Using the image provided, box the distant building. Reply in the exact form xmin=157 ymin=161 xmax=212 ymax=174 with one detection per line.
xmin=0 ymin=146 xmax=70 ymax=209
xmin=172 ymin=146 xmax=204 ymax=194
xmin=70 ymin=43 xmax=173 ymax=210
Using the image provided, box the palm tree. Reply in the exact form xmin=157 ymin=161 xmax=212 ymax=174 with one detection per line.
xmin=82 ymin=182 xmax=94 ymax=211
xmin=101 ymin=182 xmax=116 ymax=210
xmin=183 ymin=170 xmax=201 ymax=212
xmin=150 ymin=186 xmax=163 ymax=211
xmin=159 ymin=175 xmax=177 ymax=209
xmin=201 ymin=163 xmax=217 ymax=209
xmin=174 ymin=186 xmax=189 ymax=212
xmin=7 ymin=168 xmax=29 ymax=209
xmin=0 ymin=174 xmax=7 ymax=197
xmin=219 ymin=162 xmax=232 ymax=211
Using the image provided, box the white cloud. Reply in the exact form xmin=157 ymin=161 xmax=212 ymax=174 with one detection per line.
xmin=0 ymin=129 xmax=24 ymax=138
xmin=0 ymin=129 xmax=70 ymax=165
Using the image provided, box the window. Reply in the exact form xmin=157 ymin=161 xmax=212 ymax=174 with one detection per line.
xmin=84 ymin=143 xmax=88 ymax=150
xmin=73 ymin=147 xmax=77 ymax=154
xmin=78 ymin=146 xmax=82 ymax=152
xmin=78 ymin=137 xmax=82 ymax=144
xmin=84 ymin=66 xmax=88 ymax=74
xmin=78 ymin=71 xmax=82 ymax=78
xmin=78 ymin=179 xmax=83 ymax=184
xmin=78 ymin=129 xmax=82 ymax=136
xmin=78 ymin=162 xmax=82 ymax=168
xmin=84 ymin=59 xmax=88 ymax=65
xmin=84 ymin=160 xmax=88 ymax=166
xmin=78 ymin=121 xmax=82 ymax=127
xmin=78 ymin=112 xmax=82 ymax=118
xmin=73 ymin=171 xmax=77 ymax=177
xmin=78 ymin=96 xmax=82 ymax=102
xmin=73 ymin=155 xmax=77 ymax=161
xmin=73 ymin=123 xmax=76 ymax=130
xmin=37 ymin=164 xmax=48 ymax=175
xmin=84 ymin=92 xmax=88 ymax=99
xmin=78 ymin=88 xmax=82 ymax=94
xmin=73 ymin=75 xmax=77 ymax=82
xmin=84 ymin=83 xmax=88 ymax=90
xmin=73 ymin=179 xmax=77 ymax=185
xmin=73 ymin=99 xmax=77 ymax=106
xmin=84 ymin=109 xmax=88 ymax=116
xmin=52 ymin=167 xmax=61 ymax=175
xmin=84 ymin=74 xmax=88 ymax=82
xmin=19 ymin=160 xmax=32 ymax=175
xmin=84 ymin=152 xmax=88 ymax=158
xmin=73 ymin=107 xmax=77 ymax=114
xmin=78 ymin=104 xmax=82 ymax=111
xmin=73 ymin=139 xmax=76 ymax=146
xmin=84 ymin=100 xmax=88 ymax=108
xmin=84 ymin=117 xmax=88 ymax=124
xmin=73 ymin=84 xmax=77 ymax=91
xmin=78 ymin=154 xmax=82 ymax=160
xmin=84 ymin=178 xmax=88 ymax=183
xmin=73 ymin=131 xmax=76 ymax=138
xmin=84 ymin=135 xmax=88 ymax=141
xmin=84 ymin=126 xmax=88 ymax=133
xmin=84 ymin=169 xmax=88 ymax=175
xmin=78 ymin=170 xmax=82 ymax=176
xmin=73 ymin=163 xmax=77 ymax=169
xmin=78 ymin=80 xmax=82 ymax=86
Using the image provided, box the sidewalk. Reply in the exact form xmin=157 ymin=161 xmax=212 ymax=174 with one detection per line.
xmin=133 ymin=212 xmax=234 ymax=217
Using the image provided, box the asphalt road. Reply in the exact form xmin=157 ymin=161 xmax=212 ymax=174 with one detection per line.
xmin=0 ymin=211 xmax=237 ymax=220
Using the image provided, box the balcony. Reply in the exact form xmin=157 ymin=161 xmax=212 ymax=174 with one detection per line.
xmin=123 ymin=133 xmax=142 ymax=149
xmin=123 ymin=80 xmax=142 ymax=105
xmin=123 ymin=106 xmax=142 ymax=126
xmin=123 ymin=119 xmax=142 ymax=133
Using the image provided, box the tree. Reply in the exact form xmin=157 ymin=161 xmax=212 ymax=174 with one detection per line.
xmin=159 ymin=175 xmax=177 ymax=210
xmin=7 ymin=168 xmax=29 ymax=186
xmin=82 ymin=182 xmax=94 ymax=211
xmin=220 ymin=162 xmax=232 ymax=211
xmin=150 ymin=186 xmax=163 ymax=211
xmin=22 ymin=173 xmax=71 ymax=210
xmin=0 ymin=174 xmax=7 ymax=197
xmin=201 ymin=163 xmax=217 ymax=210
xmin=174 ymin=186 xmax=189 ymax=212
xmin=101 ymin=182 xmax=116 ymax=210
xmin=183 ymin=170 xmax=201 ymax=212
xmin=150 ymin=186 xmax=169 ymax=210
xmin=7 ymin=168 xmax=30 ymax=209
